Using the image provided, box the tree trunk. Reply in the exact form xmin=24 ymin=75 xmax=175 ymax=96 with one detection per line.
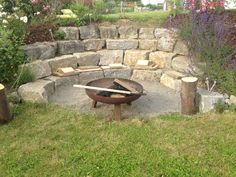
xmin=0 ymin=84 xmax=12 ymax=123
xmin=180 ymin=77 xmax=198 ymax=115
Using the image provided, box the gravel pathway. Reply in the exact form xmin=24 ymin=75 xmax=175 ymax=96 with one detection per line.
xmin=49 ymin=81 xmax=181 ymax=118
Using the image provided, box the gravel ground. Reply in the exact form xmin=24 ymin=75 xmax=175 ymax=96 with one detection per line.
xmin=49 ymin=81 xmax=181 ymax=119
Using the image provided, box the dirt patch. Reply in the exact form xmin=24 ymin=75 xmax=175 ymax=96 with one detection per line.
xmin=24 ymin=23 xmax=56 ymax=44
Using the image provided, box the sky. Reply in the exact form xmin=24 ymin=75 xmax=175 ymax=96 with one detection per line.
xmin=141 ymin=0 xmax=165 ymax=5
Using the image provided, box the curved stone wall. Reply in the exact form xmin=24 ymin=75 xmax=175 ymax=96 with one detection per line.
xmin=18 ymin=25 xmax=196 ymax=103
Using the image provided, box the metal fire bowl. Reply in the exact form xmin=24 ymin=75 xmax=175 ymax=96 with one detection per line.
xmin=85 ymin=78 xmax=143 ymax=105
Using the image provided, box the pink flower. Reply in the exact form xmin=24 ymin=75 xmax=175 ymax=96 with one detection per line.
xmin=219 ymin=1 xmax=224 ymax=6
xmin=210 ymin=1 xmax=217 ymax=7
xmin=42 ymin=5 xmax=50 ymax=11
xmin=31 ymin=0 xmax=40 ymax=4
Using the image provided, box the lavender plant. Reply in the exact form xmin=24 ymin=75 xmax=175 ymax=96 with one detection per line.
xmin=173 ymin=9 xmax=236 ymax=94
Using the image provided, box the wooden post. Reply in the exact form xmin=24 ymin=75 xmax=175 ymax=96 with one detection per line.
xmin=114 ymin=104 xmax=121 ymax=121
xmin=180 ymin=77 xmax=198 ymax=115
xmin=0 ymin=84 xmax=12 ymax=123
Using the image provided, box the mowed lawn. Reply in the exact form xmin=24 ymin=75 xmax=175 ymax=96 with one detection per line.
xmin=100 ymin=11 xmax=171 ymax=26
xmin=0 ymin=103 xmax=236 ymax=177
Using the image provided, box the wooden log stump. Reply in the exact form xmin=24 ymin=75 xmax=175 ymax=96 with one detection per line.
xmin=180 ymin=77 xmax=198 ymax=115
xmin=0 ymin=84 xmax=12 ymax=123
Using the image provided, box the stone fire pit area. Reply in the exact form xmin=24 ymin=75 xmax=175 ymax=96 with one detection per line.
xmin=17 ymin=25 xmax=224 ymax=116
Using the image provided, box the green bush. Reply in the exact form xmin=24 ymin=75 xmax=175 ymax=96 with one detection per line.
xmin=15 ymin=67 xmax=35 ymax=87
xmin=179 ymin=13 xmax=236 ymax=95
xmin=53 ymin=31 xmax=66 ymax=40
xmin=69 ymin=3 xmax=90 ymax=18
xmin=69 ymin=1 xmax=104 ymax=23
xmin=214 ymin=99 xmax=228 ymax=113
xmin=0 ymin=27 xmax=27 ymax=84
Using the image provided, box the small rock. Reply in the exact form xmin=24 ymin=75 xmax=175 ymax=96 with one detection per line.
xmin=229 ymin=95 xmax=236 ymax=105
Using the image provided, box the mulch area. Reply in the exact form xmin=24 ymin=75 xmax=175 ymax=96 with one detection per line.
xmin=24 ymin=23 xmax=56 ymax=44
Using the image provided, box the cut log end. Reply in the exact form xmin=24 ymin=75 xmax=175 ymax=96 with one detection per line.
xmin=181 ymin=77 xmax=198 ymax=83
xmin=0 ymin=84 xmax=4 ymax=91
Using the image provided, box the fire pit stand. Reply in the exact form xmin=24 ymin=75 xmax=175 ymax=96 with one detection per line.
xmin=84 ymin=78 xmax=144 ymax=121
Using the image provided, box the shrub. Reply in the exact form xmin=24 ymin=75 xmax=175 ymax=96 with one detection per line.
xmin=0 ymin=27 xmax=27 ymax=84
xmin=176 ymin=11 xmax=236 ymax=95
xmin=15 ymin=67 xmax=35 ymax=87
xmin=214 ymin=99 xmax=228 ymax=113
xmin=53 ymin=30 xmax=66 ymax=40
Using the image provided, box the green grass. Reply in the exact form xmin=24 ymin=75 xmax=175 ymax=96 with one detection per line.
xmin=100 ymin=11 xmax=171 ymax=26
xmin=0 ymin=103 xmax=236 ymax=176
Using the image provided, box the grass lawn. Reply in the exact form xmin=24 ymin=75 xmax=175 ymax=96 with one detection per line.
xmin=100 ymin=11 xmax=171 ymax=26
xmin=0 ymin=103 xmax=236 ymax=176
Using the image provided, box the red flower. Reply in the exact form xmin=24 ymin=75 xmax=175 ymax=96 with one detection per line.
xmin=210 ymin=1 xmax=217 ymax=6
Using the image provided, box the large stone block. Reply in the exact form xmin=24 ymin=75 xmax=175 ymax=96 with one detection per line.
xmin=139 ymin=40 xmax=157 ymax=51
xmin=20 ymin=60 xmax=52 ymax=80
xmin=118 ymin=26 xmax=138 ymax=39
xmin=155 ymin=28 xmax=177 ymax=52
xmin=79 ymin=25 xmax=100 ymax=39
xmin=174 ymin=40 xmax=189 ymax=55
xmin=79 ymin=71 xmax=104 ymax=84
xmin=18 ymin=80 xmax=54 ymax=103
xmin=197 ymin=89 xmax=224 ymax=113
xmin=83 ymin=39 xmax=106 ymax=51
xmin=99 ymin=26 xmax=118 ymax=39
xmin=103 ymin=68 xmax=132 ymax=79
xmin=22 ymin=42 xmax=57 ymax=60
xmin=44 ymin=75 xmax=79 ymax=88
xmin=106 ymin=39 xmax=138 ymax=50
xmin=98 ymin=50 xmax=124 ymax=66
xmin=172 ymin=56 xmax=190 ymax=73
xmin=139 ymin=28 xmax=155 ymax=39
xmin=74 ymin=52 xmax=100 ymax=66
xmin=124 ymin=50 xmax=150 ymax=66
xmin=58 ymin=27 xmax=79 ymax=40
xmin=57 ymin=40 xmax=84 ymax=55
xmin=160 ymin=70 xmax=186 ymax=91
xmin=149 ymin=51 xmax=176 ymax=69
xmin=46 ymin=55 xmax=77 ymax=72
xmin=131 ymin=69 xmax=163 ymax=81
